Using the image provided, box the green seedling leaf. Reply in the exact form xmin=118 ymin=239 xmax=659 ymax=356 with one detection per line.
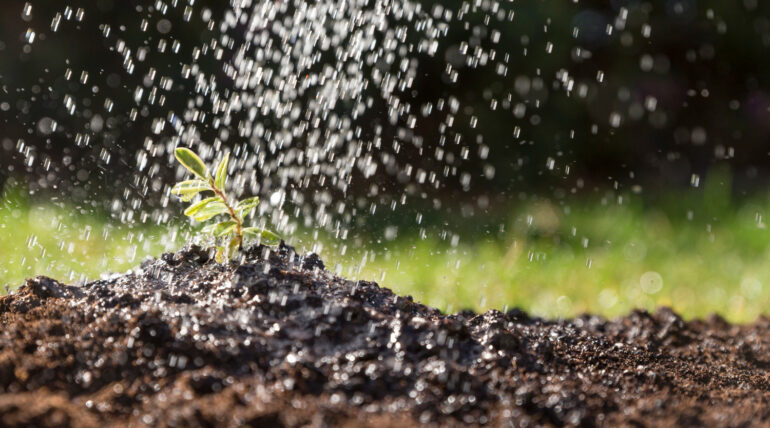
xmin=192 ymin=202 xmax=229 ymax=222
xmin=171 ymin=180 xmax=210 ymax=201
xmin=171 ymin=180 xmax=209 ymax=195
xmin=214 ymin=152 xmax=229 ymax=191
xmin=201 ymin=220 xmax=236 ymax=234
xmin=217 ymin=224 xmax=237 ymax=236
xmin=180 ymin=193 xmax=200 ymax=203
xmin=175 ymin=147 xmax=209 ymax=179
xmin=239 ymin=206 xmax=256 ymax=218
xmin=183 ymin=197 xmax=219 ymax=217
xmin=243 ymin=227 xmax=281 ymax=244
xmin=236 ymin=196 xmax=260 ymax=217
xmin=171 ymin=144 xmax=279 ymax=262
xmin=202 ymin=220 xmax=237 ymax=237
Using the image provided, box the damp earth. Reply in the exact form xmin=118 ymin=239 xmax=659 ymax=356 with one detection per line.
xmin=2 ymin=244 xmax=769 ymax=427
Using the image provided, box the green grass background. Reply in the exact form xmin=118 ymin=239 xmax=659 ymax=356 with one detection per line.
xmin=2 ymin=179 xmax=770 ymax=323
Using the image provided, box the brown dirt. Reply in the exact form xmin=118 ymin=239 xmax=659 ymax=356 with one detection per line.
xmin=1 ymin=243 xmax=770 ymax=427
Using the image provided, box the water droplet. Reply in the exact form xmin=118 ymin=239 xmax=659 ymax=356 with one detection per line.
xmin=24 ymin=28 xmax=35 ymax=44
xmin=51 ymin=13 xmax=62 ymax=32
xmin=37 ymin=117 xmax=58 ymax=135
xmin=640 ymin=271 xmax=663 ymax=294
xmin=22 ymin=2 xmax=33 ymax=20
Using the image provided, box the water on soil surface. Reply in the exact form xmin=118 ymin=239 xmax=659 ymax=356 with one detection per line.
xmin=2 ymin=245 xmax=769 ymax=427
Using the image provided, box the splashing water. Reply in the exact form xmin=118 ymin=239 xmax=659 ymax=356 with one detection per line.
xmin=3 ymin=0 xmax=524 ymax=258
xmin=4 ymin=0 xmax=770 ymax=319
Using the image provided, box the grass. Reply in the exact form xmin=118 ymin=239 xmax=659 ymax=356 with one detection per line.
xmin=2 ymin=182 xmax=770 ymax=323
xmin=346 ymin=198 xmax=770 ymax=324
xmin=0 ymin=187 xmax=182 ymax=286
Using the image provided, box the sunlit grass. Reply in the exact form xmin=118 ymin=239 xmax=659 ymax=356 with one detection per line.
xmin=3 ymin=185 xmax=770 ymax=323
xmin=343 ymin=202 xmax=770 ymax=324
xmin=326 ymin=191 xmax=770 ymax=323
xmin=0 ymin=190 xmax=182 ymax=286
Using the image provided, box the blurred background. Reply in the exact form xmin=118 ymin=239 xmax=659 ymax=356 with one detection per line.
xmin=2 ymin=0 xmax=770 ymax=322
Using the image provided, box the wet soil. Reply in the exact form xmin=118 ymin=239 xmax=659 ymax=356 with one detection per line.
xmin=1 ymin=243 xmax=769 ymax=427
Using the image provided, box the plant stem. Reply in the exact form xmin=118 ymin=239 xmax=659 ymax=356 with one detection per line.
xmin=209 ymin=178 xmax=243 ymax=247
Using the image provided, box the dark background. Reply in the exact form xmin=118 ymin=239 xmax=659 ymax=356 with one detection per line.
xmin=2 ymin=0 xmax=770 ymax=206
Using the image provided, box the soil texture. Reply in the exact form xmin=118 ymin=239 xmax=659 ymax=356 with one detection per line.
xmin=1 ymin=243 xmax=770 ymax=427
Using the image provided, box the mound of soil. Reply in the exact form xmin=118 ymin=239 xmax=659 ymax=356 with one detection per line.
xmin=1 ymin=244 xmax=769 ymax=427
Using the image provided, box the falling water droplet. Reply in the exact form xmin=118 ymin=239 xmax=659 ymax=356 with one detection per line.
xmin=24 ymin=28 xmax=35 ymax=44
xmin=51 ymin=13 xmax=62 ymax=32
xmin=22 ymin=3 xmax=33 ymax=20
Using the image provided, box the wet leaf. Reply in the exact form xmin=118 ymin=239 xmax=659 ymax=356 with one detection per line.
xmin=171 ymin=180 xmax=210 ymax=201
xmin=171 ymin=180 xmax=209 ymax=194
xmin=243 ymin=227 xmax=280 ymax=244
xmin=183 ymin=197 xmax=219 ymax=217
xmin=215 ymin=221 xmax=238 ymax=236
xmin=218 ymin=224 xmax=237 ymax=236
xmin=201 ymin=220 xmax=237 ymax=236
xmin=191 ymin=202 xmax=229 ymax=221
xmin=214 ymin=152 xmax=229 ymax=191
xmin=175 ymin=147 xmax=209 ymax=179
xmin=180 ymin=192 xmax=201 ymax=203
xmin=236 ymin=196 xmax=260 ymax=217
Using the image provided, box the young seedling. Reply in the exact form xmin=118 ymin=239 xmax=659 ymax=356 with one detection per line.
xmin=171 ymin=147 xmax=280 ymax=262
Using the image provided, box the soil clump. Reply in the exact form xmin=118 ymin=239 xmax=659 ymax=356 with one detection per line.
xmin=1 ymin=243 xmax=769 ymax=427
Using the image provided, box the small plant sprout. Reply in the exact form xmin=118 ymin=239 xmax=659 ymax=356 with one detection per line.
xmin=171 ymin=147 xmax=280 ymax=262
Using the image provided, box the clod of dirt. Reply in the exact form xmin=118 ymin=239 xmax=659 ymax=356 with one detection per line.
xmin=1 ymin=243 xmax=770 ymax=427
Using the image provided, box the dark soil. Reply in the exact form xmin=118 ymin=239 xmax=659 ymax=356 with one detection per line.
xmin=1 ymin=244 xmax=769 ymax=427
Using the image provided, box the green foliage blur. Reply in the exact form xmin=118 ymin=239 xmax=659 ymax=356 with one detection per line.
xmin=3 ymin=172 xmax=770 ymax=323
xmin=0 ymin=182 xmax=180 ymax=287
